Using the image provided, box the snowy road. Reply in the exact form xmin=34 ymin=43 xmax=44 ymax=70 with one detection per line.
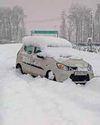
xmin=0 ymin=44 xmax=100 ymax=125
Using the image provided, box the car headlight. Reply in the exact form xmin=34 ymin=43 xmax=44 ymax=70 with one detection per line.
xmin=56 ymin=63 xmax=69 ymax=71
xmin=87 ymin=64 xmax=92 ymax=71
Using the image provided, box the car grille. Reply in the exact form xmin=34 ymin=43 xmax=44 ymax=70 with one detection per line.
xmin=70 ymin=74 xmax=89 ymax=82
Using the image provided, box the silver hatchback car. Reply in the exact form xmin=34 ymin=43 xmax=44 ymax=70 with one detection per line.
xmin=16 ymin=36 xmax=94 ymax=84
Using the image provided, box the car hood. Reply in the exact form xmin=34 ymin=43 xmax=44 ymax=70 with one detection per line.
xmin=55 ymin=57 xmax=89 ymax=68
xmin=41 ymin=47 xmax=89 ymax=68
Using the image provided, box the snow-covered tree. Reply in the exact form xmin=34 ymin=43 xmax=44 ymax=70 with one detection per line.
xmin=11 ymin=6 xmax=25 ymax=42
xmin=95 ymin=4 xmax=100 ymax=42
xmin=0 ymin=8 xmax=12 ymax=41
xmin=0 ymin=6 xmax=25 ymax=43
xmin=67 ymin=15 xmax=74 ymax=42
xmin=68 ymin=4 xmax=92 ymax=43
xmin=60 ymin=11 xmax=67 ymax=39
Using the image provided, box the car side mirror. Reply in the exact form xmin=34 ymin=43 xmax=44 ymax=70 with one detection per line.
xmin=37 ymin=52 xmax=46 ymax=59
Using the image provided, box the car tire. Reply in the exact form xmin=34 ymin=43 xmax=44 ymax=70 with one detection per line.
xmin=45 ymin=70 xmax=56 ymax=81
xmin=16 ymin=64 xmax=24 ymax=74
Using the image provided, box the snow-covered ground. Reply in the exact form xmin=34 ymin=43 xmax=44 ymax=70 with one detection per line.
xmin=0 ymin=43 xmax=100 ymax=125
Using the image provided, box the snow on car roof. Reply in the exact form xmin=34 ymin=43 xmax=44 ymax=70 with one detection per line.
xmin=23 ymin=36 xmax=72 ymax=48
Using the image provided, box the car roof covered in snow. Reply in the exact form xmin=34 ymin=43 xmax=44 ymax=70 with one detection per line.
xmin=23 ymin=36 xmax=72 ymax=48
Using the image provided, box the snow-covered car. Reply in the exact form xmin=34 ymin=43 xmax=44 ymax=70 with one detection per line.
xmin=16 ymin=36 xmax=94 ymax=84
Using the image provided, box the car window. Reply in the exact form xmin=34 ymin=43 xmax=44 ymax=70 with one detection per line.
xmin=34 ymin=46 xmax=42 ymax=54
xmin=24 ymin=45 xmax=34 ymax=54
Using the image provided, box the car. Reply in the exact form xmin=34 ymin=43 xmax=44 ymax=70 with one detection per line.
xmin=16 ymin=36 xmax=94 ymax=84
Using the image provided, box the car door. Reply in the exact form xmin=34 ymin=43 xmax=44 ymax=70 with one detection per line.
xmin=30 ymin=46 xmax=46 ymax=76
xmin=22 ymin=45 xmax=34 ymax=73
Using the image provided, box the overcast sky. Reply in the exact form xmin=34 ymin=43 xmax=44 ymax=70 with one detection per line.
xmin=0 ymin=0 xmax=100 ymax=33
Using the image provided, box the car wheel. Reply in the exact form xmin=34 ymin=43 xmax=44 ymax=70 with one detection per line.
xmin=16 ymin=64 xmax=24 ymax=74
xmin=45 ymin=70 xmax=56 ymax=81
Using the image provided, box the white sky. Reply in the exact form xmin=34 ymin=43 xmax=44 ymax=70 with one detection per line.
xmin=0 ymin=0 xmax=100 ymax=34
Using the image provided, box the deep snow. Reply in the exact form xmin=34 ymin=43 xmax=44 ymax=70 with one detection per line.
xmin=0 ymin=44 xmax=100 ymax=125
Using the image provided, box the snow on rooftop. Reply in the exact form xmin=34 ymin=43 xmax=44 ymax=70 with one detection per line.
xmin=23 ymin=36 xmax=72 ymax=48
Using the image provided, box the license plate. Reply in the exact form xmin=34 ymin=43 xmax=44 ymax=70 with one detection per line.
xmin=75 ymin=71 xmax=87 ymax=75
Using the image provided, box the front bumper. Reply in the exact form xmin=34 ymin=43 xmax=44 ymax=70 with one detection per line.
xmin=70 ymin=71 xmax=94 ymax=84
